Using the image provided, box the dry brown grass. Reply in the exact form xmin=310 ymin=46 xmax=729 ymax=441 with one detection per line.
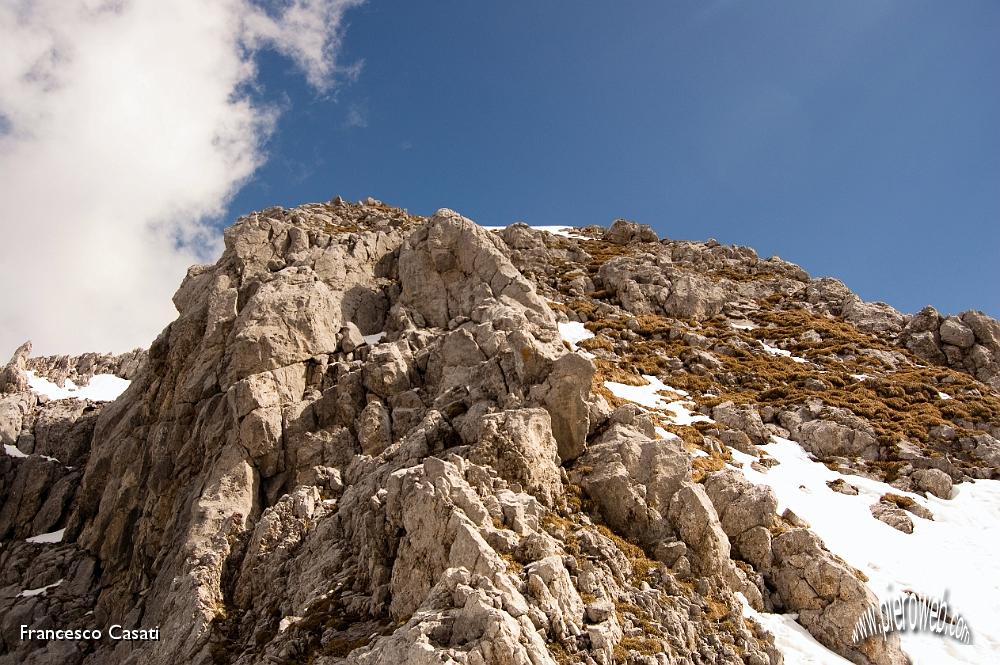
xmin=614 ymin=636 xmax=664 ymax=660
xmin=692 ymin=455 xmax=726 ymax=483
xmin=500 ymin=552 xmax=524 ymax=574
xmin=546 ymin=641 xmax=575 ymax=665
xmin=881 ymin=493 xmax=917 ymax=510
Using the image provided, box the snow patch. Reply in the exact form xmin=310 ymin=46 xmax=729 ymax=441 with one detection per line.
xmin=26 ymin=371 xmax=130 ymax=402
xmin=760 ymin=341 xmax=808 ymax=364
xmin=557 ymin=322 xmax=596 ymax=359
xmin=938 ymin=392 xmax=952 ymax=400
xmin=483 ymin=224 xmax=587 ymax=239
xmin=26 ymin=529 xmax=65 ymax=544
xmin=730 ymin=320 xmax=758 ymax=330
xmin=604 ymin=375 xmax=710 ymax=426
xmin=17 ymin=579 xmax=63 ymax=598
xmin=3 ymin=443 xmax=63 ymax=464
xmin=558 ymin=322 xmax=594 ymax=348
xmin=731 ymin=436 xmax=1000 ymax=664
xmin=654 ymin=426 xmax=681 ymax=442
xmin=278 ymin=616 xmax=301 ymax=633
xmin=3 ymin=444 xmax=28 ymax=458
xmin=362 ymin=332 xmax=386 ymax=346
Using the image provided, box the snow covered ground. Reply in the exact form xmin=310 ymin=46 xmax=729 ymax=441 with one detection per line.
xmin=731 ymin=437 xmax=1000 ymax=665
xmin=4 ymin=443 xmax=61 ymax=464
xmin=26 ymin=371 xmax=130 ymax=401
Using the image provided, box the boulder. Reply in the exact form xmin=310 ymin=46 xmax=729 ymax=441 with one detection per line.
xmin=541 ymin=353 xmax=594 ymax=462
xmin=939 ymin=317 xmax=975 ymax=349
xmin=769 ymin=529 xmax=908 ymax=665
xmin=797 ymin=419 xmax=879 ymax=460
xmin=667 ymin=482 xmax=735 ymax=578
xmin=911 ymin=468 xmax=953 ymax=499
xmin=605 ymin=219 xmax=658 ymax=244
xmin=870 ymin=503 xmax=914 ymax=534
xmin=0 ymin=341 xmax=32 ymax=394
xmin=712 ymin=401 xmax=769 ymax=445
xmin=339 ymin=322 xmax=366 ymax=353
xmin=574 ymin=433 xmax=690 ymax=544
xmin=841 ymin=296 xmax=904 ymax=336
xmin=399 ymin=209 xmax=555 ymax=329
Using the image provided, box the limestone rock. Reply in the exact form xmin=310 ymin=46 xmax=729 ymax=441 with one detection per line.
xmin=399 ymin=208 xmax=555 ymax=329
xmin=2 ymin=197 xmax=987 ymax=665
xmin=667 ymin=482 xmax=734 ymax=577
xmin=340 ymin=322 xmax=366 ymax=353
xmin=939 ymin=317 xmax=975 ymax=349
xmin=769 ymin=529 xmax=908 ymax=665
xmin=574 ymin=432 xmax=690 ymax=544
xmin=713 ymin=401 xmax=769 ymax=445
xmin=911 ymin=468 xmax=953 ymax=499
xmin=470 ymin=408 xmax=562 ymax=507
xmin=605 ymin=218 xmax=658 ymax=244
xmin=540 ymin=352 xmax=594 ymax=462
xmin=797 ymin=418 xmax=879 ymax=460
xmin=870 ymin=502 xmax=914 ymax=534
xmin=0 ymin=341 xmax=31 ymax=394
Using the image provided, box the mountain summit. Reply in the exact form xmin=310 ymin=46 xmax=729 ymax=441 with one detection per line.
xmin=3 ymin=198 xmax=999 ymax=665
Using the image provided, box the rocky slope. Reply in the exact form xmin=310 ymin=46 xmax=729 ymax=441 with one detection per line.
xmin=2 ymin=198 xmax=999 ymax=665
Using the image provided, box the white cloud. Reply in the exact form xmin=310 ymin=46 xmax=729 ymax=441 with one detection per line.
xmin=0 ymin=0 xmax=363 ymax=358
xmin=344 ymin=101 xmax=367 ymax=128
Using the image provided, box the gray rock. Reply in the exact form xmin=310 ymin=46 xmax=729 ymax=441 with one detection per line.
xmin=605 ymin=218 xmax=658 ymax=244
xmin=470 ymin=408 xmax=562 ymax=507
xmin=574 ymin=433 xmax=691 ymax=545
xmin=357 ymin=400 xmax=392 ymax=456
xmin=912 ymin=468 xmax=953 ymax=499
xmin=939 ymin=317 xmax=975 ymax=349
xmin=870 ymin=502 xmax=914 ymax=533
xmin=770 ymin=529 xmax=908 ymax=665
xmin=712 ymin=401 xmax=769 ymax=445
xmin=399 ymin=208 xmax=556 ymax=329
xmin=797 ymin=419 xmax=879 ymax=460
xmin=841 ymin=295 xmax=904 ymax=336
xmin=339 ymin=322 xmax=366 ymax=353
xmin=0 ymin=341 xmax=32 ymax=394
xmin=541 ymin=353 xmax=594 ymax=462
xmin=667 ymin=482 xmax=735 ymax=578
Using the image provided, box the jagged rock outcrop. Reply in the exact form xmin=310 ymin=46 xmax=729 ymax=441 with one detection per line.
xmin=23 ymin=348 xmax=146 ymax=388
xmin=5 ymin=197 xmax=997 ymax=665
xmin=899 ymin=306 xmax=1000 ymax=390
xmin=0 ymin=342 xmax=32 ymax=394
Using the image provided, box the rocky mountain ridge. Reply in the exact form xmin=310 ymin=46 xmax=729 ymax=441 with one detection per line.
xmin=2 ymin=197 xmax=999 ymax=665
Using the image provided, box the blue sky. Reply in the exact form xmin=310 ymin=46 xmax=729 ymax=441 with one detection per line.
xmin=0 ymin=2 xmax=995 ymax=354
xmin=229 ymin=0 xmax=999 ymax=319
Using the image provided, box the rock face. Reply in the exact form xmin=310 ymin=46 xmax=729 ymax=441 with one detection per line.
xmin=899 ymin=306 xmax=1000 ymax=390
xmin=3 ymin=197 xmax=995 ymax=665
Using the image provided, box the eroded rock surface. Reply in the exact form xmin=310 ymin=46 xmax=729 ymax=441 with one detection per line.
xmin=5 ymin=197 xmax=996 ymax=665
